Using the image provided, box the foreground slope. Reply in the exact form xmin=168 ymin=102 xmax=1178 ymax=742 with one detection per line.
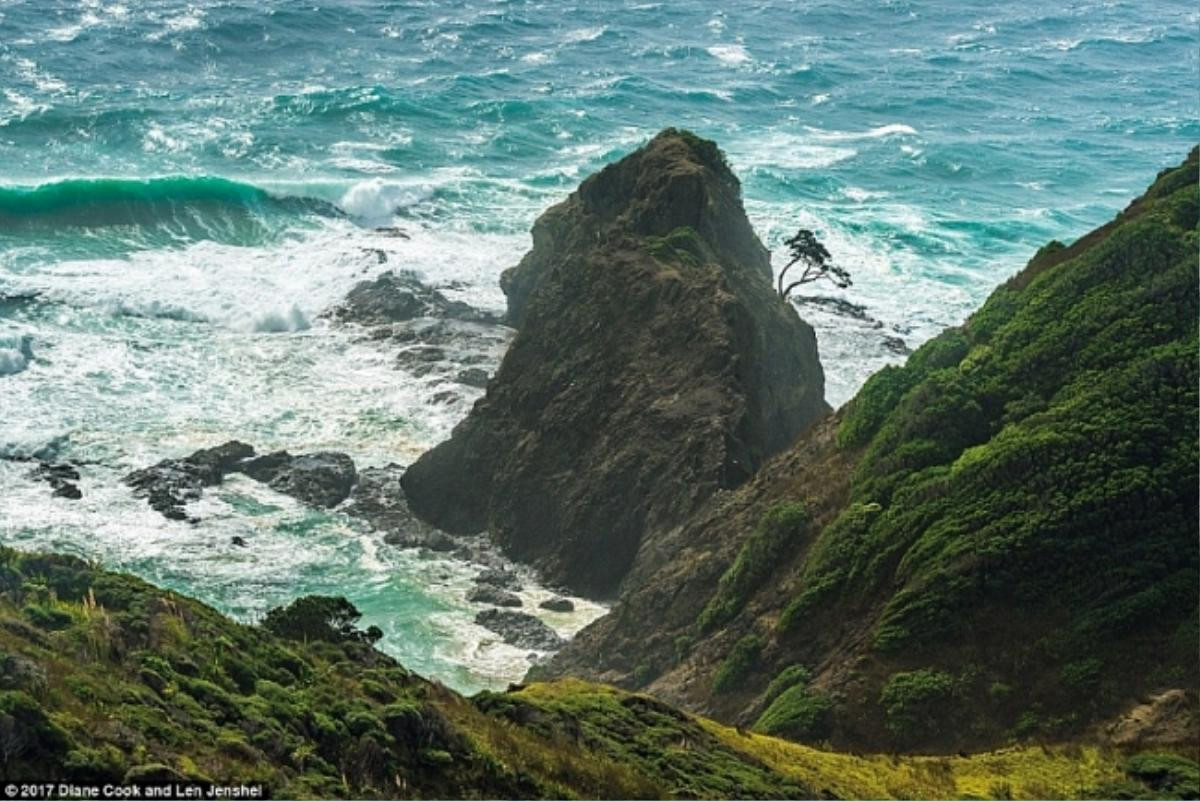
xmin=2 ymin=549 xmax=1195 ymax=799
xmin=538 ymin=148 xmax=1200 ymax=753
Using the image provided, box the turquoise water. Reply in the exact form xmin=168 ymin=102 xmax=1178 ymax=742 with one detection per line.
xmin=0 ymin=0 xmax=1196 ymax=692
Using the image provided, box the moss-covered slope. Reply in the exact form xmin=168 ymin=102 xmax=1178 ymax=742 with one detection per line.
xmin=1 ymin=548 xmax=1194 ymax=799
xmin=538 ymin=148 xmax=1199 ymax=753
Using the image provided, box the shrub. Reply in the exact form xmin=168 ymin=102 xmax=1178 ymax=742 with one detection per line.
xmin=262 ymin=596 xmax=381 ymax=645
xmin=62 ymin=745 xmax=126 ymax=782
xmin=699 ymin=502 xmax=808 ymax=632
xmin=22 ymin=604 xmax=73 ymax=631
xmin=761 ymin=665 xmax=811 ymax=706
xmin=1124 ymin=753 xmax=1200 ymax=798
xmin=1059 ymin=658 xmax=1102 ymax=693
xmin=879 ymin=669 xmax=955 ymax=741
xmin=754 ymin=683 xmax=833 ymax=742
xmin=712 ymin=633 xmax=763 ymax=694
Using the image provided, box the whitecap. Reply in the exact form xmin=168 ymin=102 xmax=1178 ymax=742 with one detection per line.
xmin=107 ymin=300 xmax=209 ymax=323
xmin=339 ymin=179 xmax=433 ymax=226
xmin=810 ymin=123 xmax=918 ymax=141
xmin=252 ymin=306 xmax=311 ymax=334
xmin=728 ymin=133 xmax=856 ymax=170
xmin=563 ymin=26 xmax=606 ymax=44
xmin=707 ymin=43 xmax=751 ymax=66
xmin=0 ymin=334 xmax=33 ymax=377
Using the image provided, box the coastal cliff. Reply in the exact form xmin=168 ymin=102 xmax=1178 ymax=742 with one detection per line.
xmin=1 ymin=142 xmax=1197 ymax=800
xmin=401 ymin=130 xmax=828 ymax=597
xmin=534 ymin=148 xmax=1200 ymax=753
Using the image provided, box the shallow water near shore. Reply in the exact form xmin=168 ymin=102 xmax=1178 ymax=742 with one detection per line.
xmin=0 ymin=0 xmax=1196 ymax=692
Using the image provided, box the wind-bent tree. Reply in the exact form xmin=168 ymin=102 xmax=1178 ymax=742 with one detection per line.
xmin=777 ymin=228 xmax=852 ymax=300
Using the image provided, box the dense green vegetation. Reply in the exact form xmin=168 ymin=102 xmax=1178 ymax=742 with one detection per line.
xmin=0 ymin=547 xmax=830 ymax=797
xmin=699 ymin=502 xmax=809 ymax=632
xmin=8 ymin=546 xmax=1179 ymax=798
xmin=712 ymin=633 xmax=764 ymax=694
xmin=769 ymin=148 xmax=1199 ymax=747
xmin=754 ymin=666 xmax=833 ymax=742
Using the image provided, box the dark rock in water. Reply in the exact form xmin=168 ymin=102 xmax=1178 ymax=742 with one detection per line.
xmin=325 ymin=270 xmax=501 ymax=327
xmin=474 ymin=568 xmax=523 ymax=592
xmin=343 ymin=465 xmax=457 ymax=552
xmin=401 ymin=129 xmax=829 ymax=597
xmin=29 ymin=462 xmax=82 ymax=500
xmin=230 ymin=536 xmax=248 ymax=547
xmin=374 ymin=226 xmax=410 ymax=239
xmin=474 ymin=609 xmax=564 ymax=651
xmin=127 ymin=442 xmax=356 ymax=519
xmin=881 ymin=335 xmax=911 ymax=355
xmin=124 ymin=441 xmax=254 ymax=520
xmin=538 ymin=596 xmax=575 ymax=613
xmin=793 ymin=295 xmax=877 ymax=324
xmin=455 ymin=367 xmax=490 ymax=388
xmin=53 ymin=482 xmax=82 ymax=500
xmin=466 ymin=586 xmax=523 ymax=608
xmin=382 ymin=528 xmax=458 ymax=552
xmin=362 ymin=247 xmax=389 ymax=264
xmin=241 ymin=451 xmax=356 ymax=508
xmin=429 ymin=390 xmax=460 ymax=406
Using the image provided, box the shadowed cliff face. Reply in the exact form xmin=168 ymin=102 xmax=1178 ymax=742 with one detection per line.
xmin=401 ymin=129 xmax=829 ymax=597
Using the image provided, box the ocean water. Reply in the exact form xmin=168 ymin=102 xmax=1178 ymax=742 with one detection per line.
xmin=0 ymin=0 xmax=1196 ymax=692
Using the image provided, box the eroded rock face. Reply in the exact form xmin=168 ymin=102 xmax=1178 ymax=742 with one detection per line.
xmin=1105 ymin=690 xmax=1199 ymax=747
xmin=401 ymin=129 xmax=828 ymax=597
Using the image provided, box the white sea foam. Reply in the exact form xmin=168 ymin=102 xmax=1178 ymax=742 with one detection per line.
xmin=339 ymin=179 xmax=433 ymax=225
xmin=0 ymin=333 xmax=33 ymax=376
xmin=809 ymin=123 xmax=918 ymax=141
xmin=726 ymin=133 xmax=856 ymax=171
xmin=252 ymin=306 xmax=311 ymax=333
xmin=707 ymin=43 xmax=751 ymax=66
xmin=563 ymin=26 xmax=606 ymax=44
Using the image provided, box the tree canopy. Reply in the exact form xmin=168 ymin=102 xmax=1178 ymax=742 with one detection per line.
xmin=777 ymin=228 xmax=851 ymax=299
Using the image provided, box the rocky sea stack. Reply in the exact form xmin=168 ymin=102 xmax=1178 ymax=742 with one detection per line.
xmin=401 ymin=129 xmax=828 ymax=597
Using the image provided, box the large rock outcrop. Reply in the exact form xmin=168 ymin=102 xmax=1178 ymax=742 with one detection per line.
xmin=534 ymin=148 xmax=1200 ymax=754
xmin=400 ymin=129 xmax=828 ymax=597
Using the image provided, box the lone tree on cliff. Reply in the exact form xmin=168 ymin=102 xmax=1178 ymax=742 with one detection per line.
xmin=777 ymin=228 xmax=852 ymax=300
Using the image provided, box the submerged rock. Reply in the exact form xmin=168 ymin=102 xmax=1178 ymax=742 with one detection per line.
xmin=124 ymin=441 xmax=254 ymax=521
xmin=325 ymin=270 xmax=501 ymax=327
xmin=474 ymin=609 xmax=564 ymax=651
xmin=401 ymin=129 xmax=829 ymax=597
xmin=241 ymin=451 xmax=356 ymax=508
xmin=29 ymin=462 xmax=82 ymax=500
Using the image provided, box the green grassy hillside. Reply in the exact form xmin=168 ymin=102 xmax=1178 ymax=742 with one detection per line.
xmin=2 ymin=548 xmax=1194 ymax=798
xmin=539 ymin=147 xmax=1199 ymax=756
